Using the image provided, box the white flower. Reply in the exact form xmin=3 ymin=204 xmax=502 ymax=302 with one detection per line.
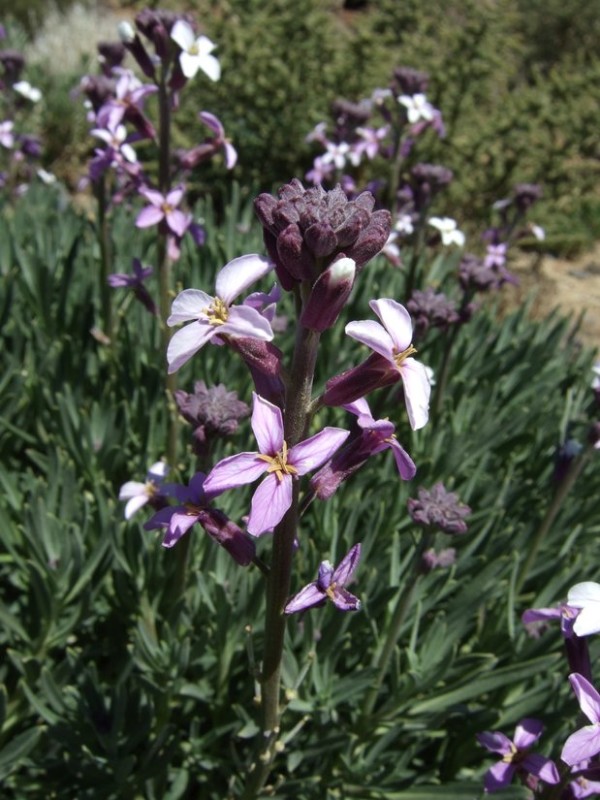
xmin=170 ymin=20 xmax=220 ymax=81
xmin=91 ymin=124 xmax=137 ymax=163
xmin=428 ymin=216 xmax=465 ymax=247
xmin=398 ymin=93 xmax=434 ymax=124
xmin=394 ymin=213 xmax=414 ymax=235
xmin=13 ymin=81 xmax=42 ymax=103
xmin=37 ymin=169 xmax=56 ymax=184
xmin=531 ymin=224 xmax=545 ymax=241
xmin=592 ymin=362 xmax=600 ymax=391
xmin=567 ymin=582 xmax=600 ymax=637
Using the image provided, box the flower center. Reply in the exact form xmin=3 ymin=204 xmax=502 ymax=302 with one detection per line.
xmin=325 ymin=582 xmax=338 ymax=600
xmin=502 ymin=744 xmax=519 ymax=765
xmin=257 ymin=441 xmax=298 ymax=482
xmin=206 ymin=296 xmax=229 ymax=325
xmin=393 ymin=343 xmax=417 ymax=369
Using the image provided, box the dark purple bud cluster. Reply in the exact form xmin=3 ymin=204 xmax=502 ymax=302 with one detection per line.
xmin=513 ymin=183 xmax=542 ymax=213
xmin=410 ymin=163 xmax=453 ymax=212
xmin=254 ymin=179 xmax=391 ymax=290
xmin=406 ymin=287 xmax=460 ymax=338
xmin=0 ymin=50 xmax=25 ymax=86
xmin=174 ymin=380 xmax=250 ymax=456
xmin=391 ymin=66 xmax=429 ymax=96
xmin=408 ymin=482 xmax=471 ymax=535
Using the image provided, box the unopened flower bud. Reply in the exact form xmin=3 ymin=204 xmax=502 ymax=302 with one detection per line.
xmin=344 ymin=209 xmax=391 ymax=267
xmin=276 ymin=223 xmax=315 ymax=281
xmin=301 ymin=257 xmax=356 ymax=332
xmin=118 ymin=21 xmax=135 ymax=43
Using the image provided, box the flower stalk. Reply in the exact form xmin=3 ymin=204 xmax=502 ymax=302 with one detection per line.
xmin=243 ymin=324 xmax=321 ymax=798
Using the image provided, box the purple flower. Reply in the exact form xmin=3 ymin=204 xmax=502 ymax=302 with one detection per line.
xmin=310 ymin=397 xmax=416 ymax=500
xmin=198 ymin=111 xmax=237 ymax=168
xmin=91 ymin=123 xmax=137 ymax=164
xmin=477 ymin=718 xmax=560 ymax=792
xmin=285 ymin=544 xmax=362 ymax=614
xmin=108 ymin=257 xmax=157 ymax=315
xmin=562 ymin=674 xmax=600 ymax=766
xmin=166 ymin=254 xmax=274 ymax=373
xmin=325 ymin=298 xmax=431 ymax=430
xmin=136 ymin=185 xmax=189 ymax=237
xmin=203 ymin=393 xmax=349 ymax=535
xmin=174 ymin=380 xmax=249 ymax=455
xmin=96 ymin=71 xmax=157 ymax=138
xmin=355 ymin=125 xmax=389 ymax=160
xmin=407 ymin=482 xmax=471 ymax=534
xmin=144 ymin=472 xmax=255 ymax=565
xmin=118 ymin=461 xmax=169 ymax=519
xmin=568 ymin=760 xmax=600 ymax=798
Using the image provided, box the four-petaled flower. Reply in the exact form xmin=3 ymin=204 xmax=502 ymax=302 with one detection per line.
xmin=166 ymin=254 xmax=274 ymax=373
xmin=170 ymin=19 xmax=220 ymax=81
xmin=562 ymin=674 xmax=600 ymax=766
xmin=285 ymin=544 xmax=362 ymax=614
xmin=118 ymin=461 xmax=169 ymax=519
xmin=398 ymin=93 xmax=434 ymax=124
xmin=477 ymin=718 xmax=560 ymax=792
xmin=203 ymin=393 xmax=349 ymax=535
xmin=91 ymin=123 xmax=137 ymax=163
xmin=344 ymin=299 xmax=431 ymax=429
xmin=428 ymin=216 xmax=465 ymax=247
xmin=136 ymin=186 xmax=189 ymax=236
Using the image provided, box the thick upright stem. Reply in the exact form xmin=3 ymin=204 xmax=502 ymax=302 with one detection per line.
xmin=156 ymin=70 xmax=178 ymax=469
xmin=242 ymin=325 xmax=321 ymax=799
xmin=95 ymin=176 xmax=113 ymax=340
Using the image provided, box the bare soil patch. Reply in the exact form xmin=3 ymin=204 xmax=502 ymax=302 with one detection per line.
xmin=502 ymin=244 xmax=600 ymax=351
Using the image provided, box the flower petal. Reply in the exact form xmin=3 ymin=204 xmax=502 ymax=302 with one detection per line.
xmin=484 ymin=761 xmax=515 ymax=792
xmin=289 ymin=427 xmax=350 ymax=475
xmin=215 ymin=254 xmax=273 ymax=305
xmin=119 ymin=481 xmax=146 ymax=501
xmin=171 ymin=19 xmax=195 ymax=51
xmin=166 ymin=208 xmax=189 ymax=237
xmin=370 ymin=298 xmax=413 ymax=351
xmin=221 ymin=305 xmax=274 ymax=341
xmin=330 ymin=586 xmax=361 ymax=611
xmin=400 ymin=357 xmax=431 ymax=430
xmin=166 ymin=322 xmax=215 ymax=373
xmin=199 ymin=111 xmax=223 ymax=135
xmin=161 ymin=511 xmax=198 ymax=548
xmin=250 ymin=393 xmax=284 ymax=455
xmin=562 ymin=726 xmax=600 ymax=767
xmin=332 ymin=543 xmax=362 ymax=586
xmin=139 ymin=187 xmax=164 ymax=206
xmin=388 ymin=439 xmax=417 ymax=480
xmin=136 ymin=205 xmax=164 ymax=228
xmin=345 ymin=319 xmax=394 ymax=361
xmin=521 ymin=754 xmax=559 ymax=784
xmin=476 ymin=731 xmax=513 ymax=755
xmin=198 ymin=53 xmax=221 ymax=82
xmin=247 ymin=473 xmax=293 ymax=535
xmin=573 ymin=604 xmax=600 ymax=637
xmin=203 ymin=452 xmax=266 ymax=494
xmin=167 ymin=289 xmax=213 ymax=324
xmin=179 ymin=52 xmax=200 ymax=79
xmin=570 ymin=674 xmax=600 ymax=725
xmin=124 ymin=494 xmax=148 ymax=519
xmin=513 ymin=718 xmax=543 ymax=749
xmin=285 ymin=582 xmax=326 ymax=614
xmin=224 ymin=141 xmax=238 ymax=169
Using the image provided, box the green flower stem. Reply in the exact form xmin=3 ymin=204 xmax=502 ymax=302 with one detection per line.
xmin=361 ymin=532 xmax=430 ymax=719
xmin=516 ymin=442 xmax=594 ymax=594
xmin=242 ymin=324 xmax=321 ymax=799
xmin=95 ymin=175 xmax=113 ymax=340
xmin=156 ymin=69 xmax=178 ymax=470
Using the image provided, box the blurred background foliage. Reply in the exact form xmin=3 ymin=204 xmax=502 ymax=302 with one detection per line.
xmin=6 ymin=0 xmax=600 ymax=249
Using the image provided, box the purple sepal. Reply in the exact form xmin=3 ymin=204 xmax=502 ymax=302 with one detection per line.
xmin=301 ymin=257 xmax=356 ymax=332
xmin=323 ymin=352 xmax=399 ymax=407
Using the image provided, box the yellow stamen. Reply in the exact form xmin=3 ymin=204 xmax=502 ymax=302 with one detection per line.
xmin=205 ymin=296 xmax=229 ymax=326
xmin=257 ymin=440 xmax=298 ymax=482
xmin=393 ymin=343 xmax=417 ymax=369
xmin=325 ymin=582 xmax=338 ymax=601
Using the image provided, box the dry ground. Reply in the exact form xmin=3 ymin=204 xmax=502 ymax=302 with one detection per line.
xmin=502 ymin=244 xmax=600 ymax=352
